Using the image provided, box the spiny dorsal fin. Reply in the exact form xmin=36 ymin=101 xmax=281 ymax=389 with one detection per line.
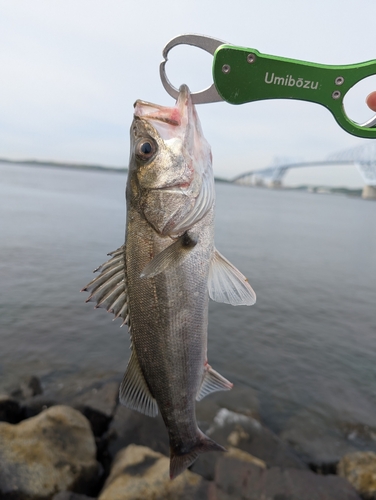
xmin=208 ymin=249 xmax=256 ymax=306
xmin=140 ymin=232 xmax=197 ymax=278
xmin=196 ymin=364 xmax=233 ymax=401
xmin=119 ymin=349 xmax=158 ymax=417
xmin=81 ymin=245 xmax=129 ymax=325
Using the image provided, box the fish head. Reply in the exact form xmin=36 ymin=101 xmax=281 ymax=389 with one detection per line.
xmin=128 ymin=84 xmax=214 ymax=236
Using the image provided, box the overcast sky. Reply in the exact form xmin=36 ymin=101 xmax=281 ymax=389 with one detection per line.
xmin=1 ymin=0 xmax=376 ymax=186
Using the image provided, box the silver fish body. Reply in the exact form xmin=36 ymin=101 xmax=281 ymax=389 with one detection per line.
xmin=83 ymin=85 xmax=256 ymax=478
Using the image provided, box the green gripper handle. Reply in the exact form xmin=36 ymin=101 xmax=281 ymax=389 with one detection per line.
xmin=213 ymin=45 xmax=376 ymax=138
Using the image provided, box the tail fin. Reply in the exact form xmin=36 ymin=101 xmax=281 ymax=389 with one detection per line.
xmin=169 ymin=431 xmax=226 ymax=480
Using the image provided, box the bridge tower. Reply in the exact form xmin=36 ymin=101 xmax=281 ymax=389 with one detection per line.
xmin=328 ymin=144 xmax=376 ymax=200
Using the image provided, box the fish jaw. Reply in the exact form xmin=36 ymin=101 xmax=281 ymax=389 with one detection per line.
xmin=128 ymin=85 xmax=215 ymax=236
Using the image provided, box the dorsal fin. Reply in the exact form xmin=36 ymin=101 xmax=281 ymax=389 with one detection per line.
xmin=81 ymin=245 xmax=129 ymax=325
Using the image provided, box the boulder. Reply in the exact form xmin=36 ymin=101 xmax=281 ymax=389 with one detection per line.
xmin=280 ymin=409 xmax=376 ymax=467
xmin=195 ymin=384 xmax=260 ymax=425
xmin=106 ymin=404 xmax=169 ymax=460
xmin=337 ymin=451 xmax=376 ymax=499
xmin=70 ymin=381 xmax=120 ymax=437
xmin=10 ymin=375 xmax=43 ymax=400
xmin=190 ymin=445 xmax=265 ymax=481
xmin=98 ymin=444 xmax=212 ymax=500
xmin=214 ymin=453 xmax=362 ymax=500
xmin=207 ymin=408 xmax=307 ymax=469
xmin=22 ymin=394 xmax=59 ymax=419
xmin=191 ymin=408 xmax=306 ymax=481
xmin=0 ymin=405 xmax=100 ymax=500
xmin=0 ymin=394 xmax=24 ymax=423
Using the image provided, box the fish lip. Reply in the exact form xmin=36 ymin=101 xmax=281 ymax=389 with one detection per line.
xmin=134 ymin=114 xmax=180 ymax=127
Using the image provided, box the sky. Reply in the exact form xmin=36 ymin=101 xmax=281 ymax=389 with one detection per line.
xmin=1 ymin=0 xmax=376 ymax=187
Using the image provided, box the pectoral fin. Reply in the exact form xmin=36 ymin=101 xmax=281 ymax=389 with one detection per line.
xmin=140 ymin=232 xmax=197 ymax=278
xmin=81 ymin=245 xmax=129 ymax=325
xmin=196 ymin=364 xmax=233 ymax=401
xmin=208 ymin=249 xmax=256 ymax=306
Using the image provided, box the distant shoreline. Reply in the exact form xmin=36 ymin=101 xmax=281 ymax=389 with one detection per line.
xmin=0 ymin=158 xmax=363 ymax=195
xmin=0 ymin=157 xmax=232 ymax=183
xmin=0 ymin=157 xmax=127 ymax=174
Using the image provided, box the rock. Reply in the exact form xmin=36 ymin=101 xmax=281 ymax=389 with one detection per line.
xmin=22 ymin=394 xmax=59 ymax=419
xmin=190 ymin=445 xmax=266 ymax=482
xmin=191 ymin=408 xmax=306 ymax=481
xmin=214 ymin=453 xmax=362 ymax=500
xmin=226 ymin=446 xmax=266 ymax=468
xmin=0 ymin=405 xmax=100 ymax=500
xmin=70 ymin=381 xmax=120 ymax=437
xmin=195 ymin=384 xmax=260 ymax=424
xmin=53 ymin=493 xmax=97 ymax=500
xmin=106 ymin=404 xmax=169 ymax=460
xmin=0 ymin=394 xmax=24 ymax=423
xmin=10 ymin=375 xmax=43 ymax=400
xmin=208 ymin=408 xmax=307 ymax=469
xmin=337 ymin=451 xmax=376 ymax=499
xmin=98 ymin=444 xmax=212 ymax=500
xmin=280 ymin=409 xmax=376 ymax=467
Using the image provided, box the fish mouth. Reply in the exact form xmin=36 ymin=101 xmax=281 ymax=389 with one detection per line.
xmin=133 ymin=85 xmax=193 ymax=134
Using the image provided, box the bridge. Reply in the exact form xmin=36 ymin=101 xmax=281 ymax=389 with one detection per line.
xmin=232 ymin=143 xmax=376 ymax=199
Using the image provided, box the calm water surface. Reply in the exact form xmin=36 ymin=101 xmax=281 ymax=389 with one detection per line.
xmin=1 ymin=162 xmax=375 ymax=436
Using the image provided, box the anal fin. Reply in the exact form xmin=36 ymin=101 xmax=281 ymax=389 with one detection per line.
xmin=119 ymin=350 xmax=158 ymax=417
xmin=196 ymin=364 xmax=233 ymax=402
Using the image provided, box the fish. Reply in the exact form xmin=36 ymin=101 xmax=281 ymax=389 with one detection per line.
xmin=82 ymin=84 xmax=256 ymax=479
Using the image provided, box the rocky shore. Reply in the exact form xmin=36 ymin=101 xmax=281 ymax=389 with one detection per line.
xmin=1 ymin=375 xmax=376 ymax=500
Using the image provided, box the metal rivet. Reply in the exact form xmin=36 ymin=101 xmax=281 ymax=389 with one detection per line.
xmin=332 ymin=90 xmax=341 ymax=99
xmin=222 ymin=64 xmax=231 ymax=74
xmin=247 ymin=53 xmax=256 ymax=64
xmin=335 ymin=76 xmax=344 ymax=86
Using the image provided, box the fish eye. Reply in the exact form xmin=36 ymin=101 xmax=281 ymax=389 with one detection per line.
xmin=136 ymin=139 xmax=156 ymax=161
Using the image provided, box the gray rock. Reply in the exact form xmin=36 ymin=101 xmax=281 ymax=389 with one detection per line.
xmin=337 ymin=451 xmax=376 ymax=499
xmin=280 ymin=409 xmax=376 ymax=466
xmin=214 ymin=453 xmax=362 ymax=500
xmin=106 ymin=404 xmax=169 ymax=460
xmin=195 ymin=408 xmax=307 ymax=476
xmin=98 ymin=444 xmax=212 ymax=500
xmin=195 ymin=384 xmax=260 ymax=424
xmin=190 ymin=445 xmax=266 ymax=481
xmin=0 ymin=394 xmax=23 ymax=423
xmin=0 ymin=405 xmax=100 ymax=500
xmin=10 ymin=375 xmax=43 ymax=400
xmin=22 ymin=394 xmax=59 ymax=419
xmin=70 ymin=381 xmax=120 ymax=437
